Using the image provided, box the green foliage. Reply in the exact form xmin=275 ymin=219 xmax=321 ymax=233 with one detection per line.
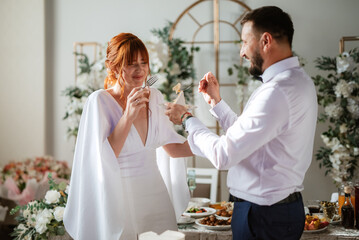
xmin=151 ymin=21 xmax=200 ymax=103
xmin=10 ymin=173 xmax=69 ymax=240
xmin=312 ymin=48 xmax=359 ymax=183
xmin=227 ymin=63 xmax=253 ymax=85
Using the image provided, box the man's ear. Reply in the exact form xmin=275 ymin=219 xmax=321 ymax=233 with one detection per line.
xmin=260 ymin=32 xmax=272 ymax=52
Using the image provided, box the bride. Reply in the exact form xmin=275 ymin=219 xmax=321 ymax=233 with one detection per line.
xmin=64 ymin=32 xmax=193 ymax=240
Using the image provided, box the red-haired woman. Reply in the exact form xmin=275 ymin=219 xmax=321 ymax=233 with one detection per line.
xmin=64 ymin=33 xmax=193 ymax=239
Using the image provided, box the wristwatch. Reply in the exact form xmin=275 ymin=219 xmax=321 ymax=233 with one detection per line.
xmin=181 ymin=114 xmax=193 ymax=129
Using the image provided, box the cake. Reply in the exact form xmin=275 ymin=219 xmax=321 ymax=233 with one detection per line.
xmin=172 ymin=83 xmax=186 ymax=106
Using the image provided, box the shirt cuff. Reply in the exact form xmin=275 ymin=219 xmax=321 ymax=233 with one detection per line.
xmin=185 ymin=117 xmax=205 ymax=133
xmin=184 ymin=117 xmax=207 ymax=157
xmin=209 ymin=99 xmax=232 ymax=120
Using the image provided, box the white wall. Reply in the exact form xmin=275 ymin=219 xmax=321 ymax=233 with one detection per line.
xmin=2 ymin=0 xmax=359 ymax=203
xmin=0 ymin=0 xmax=45 ymax=161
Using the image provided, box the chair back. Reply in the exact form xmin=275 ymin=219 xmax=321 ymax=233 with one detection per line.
xmin=187 ymin=168 xmax=218 ymax=203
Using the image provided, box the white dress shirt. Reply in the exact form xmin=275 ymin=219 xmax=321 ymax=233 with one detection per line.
xmin=186 ymin=57 xmax=317 ymax=205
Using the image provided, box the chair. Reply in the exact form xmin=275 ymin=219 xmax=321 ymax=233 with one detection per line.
xmin=187 ymin=168 xmax=219 ymax=203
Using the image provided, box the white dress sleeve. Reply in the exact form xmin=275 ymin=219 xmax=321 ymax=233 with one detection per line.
xmin=64 ymin=90 xmax=125 ymax=240
xmin=151 ymin=88 xmax=190 ymax=220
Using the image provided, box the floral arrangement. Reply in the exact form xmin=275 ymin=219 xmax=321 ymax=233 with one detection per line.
xmin=62 ymin=50 xmax=106 ymax=140
xmin=0 ymin=156 xmax=71 ymax=205
xmin=312 ymin=48 xmax=359 ymax=183
xmin=147 ymin=21 xmax=200 ymax=104
xmin=10 ymin=174 xmax=68 ymax=240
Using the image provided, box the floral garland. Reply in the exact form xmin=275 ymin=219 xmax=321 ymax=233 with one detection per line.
xmin=147 ymin=21 xmax=200 ymax=104
xmin=62 ymin=51 xmax=106 ymax=140
xmin=312 ymin=48 xmax=359 ymax=184
xmin=10 ymin=174 xmax=69 ymax=240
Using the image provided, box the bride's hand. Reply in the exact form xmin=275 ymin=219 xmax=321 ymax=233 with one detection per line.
xmin=124 ymin=87 xmax=150 ymax=120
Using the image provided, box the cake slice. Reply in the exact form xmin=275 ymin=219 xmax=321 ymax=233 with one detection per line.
xmin=172 ymin=83 xmax=186 ymax=106
xmin=173 ymin=90 xmax=186 ymax=105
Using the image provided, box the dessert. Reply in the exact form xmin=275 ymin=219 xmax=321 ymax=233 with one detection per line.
xmin=172 ymin=83 xmax=186 ymax=106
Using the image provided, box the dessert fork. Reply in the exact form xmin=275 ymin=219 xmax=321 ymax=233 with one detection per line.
xmin=142 ymin=75 xmax=158 ymax=88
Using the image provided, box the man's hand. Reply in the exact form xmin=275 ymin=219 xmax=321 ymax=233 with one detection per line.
xmin=198 ymin=72 xmax=221 ymax=107
xmin=165 ymin=103 xmax=188 ymax=125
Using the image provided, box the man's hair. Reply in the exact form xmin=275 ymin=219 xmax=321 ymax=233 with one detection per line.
xmin=241 ymin=6 xmax=294 ymax=47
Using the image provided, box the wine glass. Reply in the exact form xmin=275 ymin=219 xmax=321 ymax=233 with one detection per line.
xmin=187 ymin=169 xmax=196 ymax=198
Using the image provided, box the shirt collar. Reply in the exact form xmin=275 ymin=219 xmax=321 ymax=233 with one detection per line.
xmin=261 ymin=56 xmax=300 ymax=83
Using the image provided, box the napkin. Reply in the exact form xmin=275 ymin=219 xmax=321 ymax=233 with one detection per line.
xmin=139 ymin=230 xmax=185 ymax=240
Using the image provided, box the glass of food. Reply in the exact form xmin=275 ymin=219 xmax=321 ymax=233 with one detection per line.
xmin=307 ymin=200 xmax=321 ymax=215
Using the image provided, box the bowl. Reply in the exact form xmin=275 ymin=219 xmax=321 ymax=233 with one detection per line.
xmin=189 ymin=197 xmax=211 ymax=207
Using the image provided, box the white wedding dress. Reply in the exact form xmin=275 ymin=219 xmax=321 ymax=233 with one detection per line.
xmin=64 ymin=88 xmax=189 ymax=240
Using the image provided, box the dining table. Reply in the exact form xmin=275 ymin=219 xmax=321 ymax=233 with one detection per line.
xmin=179 ymin=223 xmax=359 ymax=240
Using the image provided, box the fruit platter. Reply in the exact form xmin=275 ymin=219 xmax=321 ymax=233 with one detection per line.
xmin=304 ymin=215 xmax=329 ymax=233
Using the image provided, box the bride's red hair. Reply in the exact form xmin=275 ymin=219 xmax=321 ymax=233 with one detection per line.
xmin=104 ymin=33 xmax=150 ymax=108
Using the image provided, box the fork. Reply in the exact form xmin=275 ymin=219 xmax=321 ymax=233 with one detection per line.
xmin=142 ymin=75 xmax=159 ymax=89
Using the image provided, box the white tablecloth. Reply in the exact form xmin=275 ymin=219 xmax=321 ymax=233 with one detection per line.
xmin=180 ymin=223 xmax=359 ymax=240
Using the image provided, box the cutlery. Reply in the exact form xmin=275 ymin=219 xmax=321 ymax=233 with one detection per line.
xmin=143 ymin=75 xmax=158 ymax=88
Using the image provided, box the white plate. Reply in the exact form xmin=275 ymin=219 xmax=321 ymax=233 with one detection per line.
xmin=214 ymin=214 xmax=231 ymax=220
xmin=183 ymin=207 xmax=216 ymax=218
xmin=195 ymin=218 xmax=231 ymax=231
xmin=303 ymin=226 xmax=328 ymax=233
xmin=330 ymin=220 xmax=341 ymax=224
xmin=177 ymin=216 xmax=195 ymax=225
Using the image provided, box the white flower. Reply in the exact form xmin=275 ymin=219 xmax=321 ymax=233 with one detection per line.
xmin=339 ymin=124 xmax=348 ymax=134
xmin=23 ymin=209 xmax=31 ymax=218
xmin=324 ymin=102 xmax=343 ymax=119
xmin=334 ymin=79 xmax=354 ymax=98
xmin=347 ymin=98 xmax=359 ymax=119
xmin=170 ymin=63 xmax=181 ymax=76
xmin=321 ymin=135 xmax=331 ymax=147
xmin=353 ymin=148 xmax=359 ymax=156
xmin=332 ymin=143 xmax=347 ymax=153
xmin=336 ymin=52 xmax=354 ymax=74
xmin=53 ymin=206 xmax=65 ymax=222
xmin=146 ymin=35 xmax=169 ymax=73
xmin=77 ymin=73 xmax=90 ymax=88
xmin=16 ymin=224 xmax=27 ymax=234
xmin=45 ymin=190 xmax=61 ymax=204
xmin=35 ymin=208 xmax=53 ymax=234
xmin=65 ymin=185 xmax=69 ymax=194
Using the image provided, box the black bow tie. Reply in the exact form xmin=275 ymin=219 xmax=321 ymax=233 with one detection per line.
xmin=253 ymin=75 xmax=263 ymax=82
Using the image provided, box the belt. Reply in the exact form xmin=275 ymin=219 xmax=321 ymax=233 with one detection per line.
xmin=230 ymin=192 xmax=302 ymax=205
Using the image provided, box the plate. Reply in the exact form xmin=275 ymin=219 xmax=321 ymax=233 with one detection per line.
xmin=183 ymin=207 xmax=216 ymax=218
xmin=303 ymin=226 xmax=328 ymax=233
xmin=330 ymin=220 xmax=341 ymax=224
xmin=177 ymin=216 xmax=195 ymax=225
xmin=195 ymin=218 xmax=231 ymax=231
xmin=214 ymin=214 xmax=231 ymax=220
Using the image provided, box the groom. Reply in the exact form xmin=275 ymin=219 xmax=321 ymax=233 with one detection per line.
xmin=165 ymin=6 xmax=317 ymax=240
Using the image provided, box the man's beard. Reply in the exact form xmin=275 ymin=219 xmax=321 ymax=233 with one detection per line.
xmin=248 ymin=49 xmax=264 ymax=78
